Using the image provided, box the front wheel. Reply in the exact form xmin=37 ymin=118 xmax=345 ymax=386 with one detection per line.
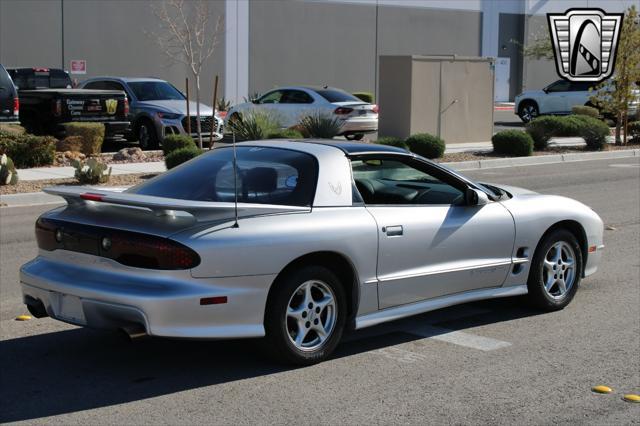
xmin=518 ymin=101 xmax=539 ymax=123
xmin=526 ymin=229 xmax=583 ymax=311
xmin=137 ymin=120 xmax=158 ymax=150
xmin=264 ymin=265 xmax=346 ymax=365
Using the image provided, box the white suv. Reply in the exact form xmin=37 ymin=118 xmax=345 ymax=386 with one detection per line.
xmin=515 ymin=79 xmax=639 ymax=123
xmin=514 ymin=80 xmax=596 ymax=123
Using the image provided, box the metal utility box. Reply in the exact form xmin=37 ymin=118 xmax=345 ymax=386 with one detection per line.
xmin=378 ymin=55 xmax=495 ymax=144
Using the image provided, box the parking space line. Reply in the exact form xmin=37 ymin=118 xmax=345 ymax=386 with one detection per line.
xmin=409 ymin=325 xmax=511 ymax=351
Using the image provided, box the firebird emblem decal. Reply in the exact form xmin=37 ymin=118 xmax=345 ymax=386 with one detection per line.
xmin=329 ymin=181 xmax=342 ymax=196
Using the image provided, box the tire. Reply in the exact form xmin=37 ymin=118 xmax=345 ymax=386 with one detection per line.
xmin=137 ymin=119 xmax=158 ymax=150
xmin=264 ymin=265 xmax=347 ymax=365
xmin=518 ymin=101 xmax=539 ymax=123
xmin=526 ymin=229 xmax=583 ymax=311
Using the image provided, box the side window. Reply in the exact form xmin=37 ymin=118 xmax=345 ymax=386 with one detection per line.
xmin=351 ymin=158 xmax=465 ymax=205
xmin=258 ymin=90 xmax=284 ymax=104
xmin=84 ymin=81 xmax=105 ymax=90
xmin=546 ymin=80 xmax=572 ymax=93
xmin=281 ymin=90 xmax=314 ymax=104
xmin=103 ymin=82 xmax=126 ymax=92
xmin=569 ymin=82 xmax=592 ymax=92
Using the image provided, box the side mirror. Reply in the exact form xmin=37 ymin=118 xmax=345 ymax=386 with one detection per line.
xmin=465 ymin=188 xmax=489 ymax=206
xmin=542 ymin=87 xmax=549 ymax=94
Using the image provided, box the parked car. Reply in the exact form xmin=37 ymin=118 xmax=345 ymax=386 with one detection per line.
xmin=80 ymin=77 xmax=223 ymax=150
xmin=515 ymin=79 xmax=639 ymax=123
xmin=7 ymin=68 xmax=130 ymax=140
xmin=0 ymin=64 xmax=19 ymax=124
xmin=226 ymin=86 xmax=378 ymax=140
xmin=21 ymin=140 xmax=604 ymax=365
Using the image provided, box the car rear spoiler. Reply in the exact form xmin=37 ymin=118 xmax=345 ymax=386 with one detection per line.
xmin=43 ymin=186 xmax=309 ymax=222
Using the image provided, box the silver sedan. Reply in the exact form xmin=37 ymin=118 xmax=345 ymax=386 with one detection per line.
xmin=225 ymin=86 xmax=378 ymax=140
xmin=20 ymin=140 xmax=604 ymax=364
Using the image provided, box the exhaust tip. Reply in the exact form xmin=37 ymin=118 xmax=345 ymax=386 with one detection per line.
xmin=25 ymin=297 xmax=48 ymax=318
xmin=119 ymin=324 xmax=148 ymax=342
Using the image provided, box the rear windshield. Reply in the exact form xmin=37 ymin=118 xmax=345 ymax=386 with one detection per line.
xmin=129 ymin=146 xmax=318 ymax=206
xmin=9 ymin=69 xmax=71 ymax=89
xmin=129 ymin=81 xmax=184 ymax=101
xmin=313 ymin=89 xmax=362 ymax=103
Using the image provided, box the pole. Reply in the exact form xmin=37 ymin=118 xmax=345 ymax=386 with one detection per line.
xmin=210 ymin=75 xmax=219 ymax=150
xmin=185 ymin=77 xmax=191 ymax=135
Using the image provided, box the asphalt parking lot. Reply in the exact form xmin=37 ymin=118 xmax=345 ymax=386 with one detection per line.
xmin=1 ymin=157 xmax=638 ymax=425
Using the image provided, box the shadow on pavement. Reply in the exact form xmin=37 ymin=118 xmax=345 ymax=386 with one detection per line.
xmin=0 ymin=297 xmax=540 ymax=422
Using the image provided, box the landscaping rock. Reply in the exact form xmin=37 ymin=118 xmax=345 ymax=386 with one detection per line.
xmin=113 ymin=147 xmax=146 ymax=162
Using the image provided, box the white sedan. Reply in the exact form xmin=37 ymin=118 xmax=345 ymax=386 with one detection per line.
xmin=226 ymin=86 xmax=378 ymax=140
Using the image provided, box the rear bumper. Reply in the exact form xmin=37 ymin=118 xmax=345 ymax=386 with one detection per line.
xmin=20 ymin=251 xmax=273 ymax=339
xmin=339 ymin=117 xmax=378 ymax=134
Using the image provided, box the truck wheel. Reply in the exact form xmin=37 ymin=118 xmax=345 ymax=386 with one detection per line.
xmin=264 ymin=265 xmax=346 ymax=365
xmin=137 ymin=120 xmax=158 ymax=150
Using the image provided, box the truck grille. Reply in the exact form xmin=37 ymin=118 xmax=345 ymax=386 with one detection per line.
xmin=182 ymin=115 xmax=221 ymax=134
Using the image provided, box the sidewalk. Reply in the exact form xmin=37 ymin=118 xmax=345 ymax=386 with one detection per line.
xmin=12 ymin=136 xmax=623 ymax=181
xmin=18 ymin=161 xmax=167 ymax=182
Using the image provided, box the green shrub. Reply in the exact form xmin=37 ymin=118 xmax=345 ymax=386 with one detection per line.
xmin=165 ymin=146 xmax=203 ymax=169
xmin=0 ymin=154 xmax=18 ymax=185
xmin=265 ymin=129 xmax=304 ymax=139
xmin=579 ymin=116 xmax=610 ymax=151
xmin=628 ymin=121 xmax=640 ymax=143
xmin=571 ymin=105 xmax=600 ymax=118
xmin=72 ymin=158 xmax=111 ymax=184
xmin=353 ymin=92 xmax=375 ymax=103
xmin=56 ymin=135 xmax=83 ymax=152
xmin=527 ymin=115 xmax=610 ymax=150
xmin=0 ymin=134 xmax=56 ymax=168
xmin=228 ymin=111 xmax=280 ymax=140
xmin=491 ymin=130 xmax=533 ymax=157
xmin=405 ymin=133 xmax=445 ymax=159
xmin=0 ymin=123 xmax=26 ymax=136
xmin=299 ymin=113 xmax=342 ymax=139
xmin=63 ymin=122 xmax=105 ymax=155
xmin=376 ymin=136 xmax=408 ymax=150
xmin=162 ymin=134 xmax=196 ymax=156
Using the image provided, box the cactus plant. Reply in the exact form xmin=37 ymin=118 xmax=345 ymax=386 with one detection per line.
xmin=72 ymin=158 xmax=112 ymax=184
xmin=0 ymin=154 xmax=19 ymax=185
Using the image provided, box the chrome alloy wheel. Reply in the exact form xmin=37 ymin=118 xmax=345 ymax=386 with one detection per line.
xmin=286 ymin=280 xmax=337 ymax=351
xmin=542 ymin=241 xmax=577 ymax=299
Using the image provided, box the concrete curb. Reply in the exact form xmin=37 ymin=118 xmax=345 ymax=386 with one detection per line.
xmin=2 ymin=149 xmax=638 ymax=208
xmin=444 ymin=149 xmax=639 ymax=171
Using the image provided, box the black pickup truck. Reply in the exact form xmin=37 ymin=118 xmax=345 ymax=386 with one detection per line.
xmin=7 ymin=68 xmax=130 ymax=140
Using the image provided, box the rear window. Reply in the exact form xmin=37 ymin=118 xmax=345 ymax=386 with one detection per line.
xmin=313 ymin=89 xmax=362 ymax=103
xmin=130 ymin=146 xmax=318 ymax=206
xmin=9 ymin=69 xmax=71 ymax=89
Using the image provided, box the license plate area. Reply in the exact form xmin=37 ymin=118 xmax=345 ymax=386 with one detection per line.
xmin=52 ymin=292 xmax=86 ymax=325
xmin=358 ymin=110 xmax=367 ymax=116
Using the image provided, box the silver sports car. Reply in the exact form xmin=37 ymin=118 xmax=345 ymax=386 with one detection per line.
xmin=20 ymin=140 xmax=604 ymax=364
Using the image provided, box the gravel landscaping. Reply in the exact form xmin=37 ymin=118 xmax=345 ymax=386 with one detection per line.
xmin=0 ymin=173 xmax=158 ymax=195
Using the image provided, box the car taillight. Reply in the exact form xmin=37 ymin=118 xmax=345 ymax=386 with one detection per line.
xmin=34 ymin=218 xmax=200 ymax=270
xmin=105 ymin=233 xmax=200 ymax=270
xmin=334 ymin=107 xmax=353 ymax=115
xmin=12 ymin=97 xmax=19 ymax=116
xmin=123 ymin=97 xmax=129 ymax=116
xmin=52 ymin=99 xmax=62 ymax=117
xmin=372 ymin=104 xmax=379 ymax=114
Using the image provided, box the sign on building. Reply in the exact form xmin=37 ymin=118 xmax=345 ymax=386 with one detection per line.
xmin=70 ymin=60 xmax=87 ymax=75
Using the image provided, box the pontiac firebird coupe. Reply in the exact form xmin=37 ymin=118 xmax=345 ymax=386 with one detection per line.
xmin=20 ymin=140 xmax=604 ymax=364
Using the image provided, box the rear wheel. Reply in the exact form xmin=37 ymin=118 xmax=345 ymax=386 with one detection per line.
xmin=526 ymin=229 xmax=582 ymax=311
xmin=264 ymin=265 xmax=346 ymax=365
xmin=518 ymin=101 xmax=539 ymax=123
xmin=137 ymin=120 xmax=158 ymax=150
xmin=345 ymin=133 xmax=364 ymax=141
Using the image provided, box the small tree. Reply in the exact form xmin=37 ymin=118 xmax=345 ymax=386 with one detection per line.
xmin=150 ymin=0 xmax=223 ymax=149
xmin=519 ymin=31 xmax=554 ymax=61
xmin=590 ymin=5 xmax=640 ymax=144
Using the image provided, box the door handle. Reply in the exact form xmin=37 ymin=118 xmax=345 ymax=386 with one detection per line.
xmin=383 ymin=225 xmax=403 ymax=236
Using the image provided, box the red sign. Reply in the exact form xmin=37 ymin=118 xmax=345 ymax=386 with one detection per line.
xmin=70 ymin=60 xmax=86 ymax=74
